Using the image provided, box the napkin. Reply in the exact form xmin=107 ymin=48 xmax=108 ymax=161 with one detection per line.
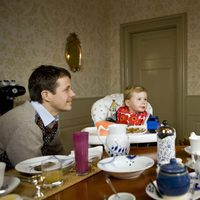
xmin=95 ymin=121 xmax=114 ymax=136
xmin=70 ymin=146 xmax=103 ymax=161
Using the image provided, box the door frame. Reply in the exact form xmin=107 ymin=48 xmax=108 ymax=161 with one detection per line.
xmin=120 ymin=13 xmax=187 ymax=139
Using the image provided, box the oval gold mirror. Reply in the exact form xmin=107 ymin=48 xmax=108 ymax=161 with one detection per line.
xmin=65 ymin=33 xmax=82 ymax=72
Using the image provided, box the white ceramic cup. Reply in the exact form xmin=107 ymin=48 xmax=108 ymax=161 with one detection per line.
xmin=108 ymin=192 xmax=136 ymax=200
xmin=0 ymin=162 xmax=6 ymax=188
xmin=189 ymin=132 xmax=200 ymax=155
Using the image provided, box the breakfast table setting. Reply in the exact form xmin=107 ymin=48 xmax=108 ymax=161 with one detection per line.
xmin=1 ymin=145 xmax=199 ymax=200
xmin=1 ymin=145 xmax=103 ymax=200
xmin=1 ymin=124 xmax=200 ymax=200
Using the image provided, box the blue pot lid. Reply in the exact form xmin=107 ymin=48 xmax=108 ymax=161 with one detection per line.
xmin=160 ymin=158 xmax=185 ymax=174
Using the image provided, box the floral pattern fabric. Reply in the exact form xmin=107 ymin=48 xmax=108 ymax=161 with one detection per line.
xmin=116 ymin=106 xmax=148 ymax=125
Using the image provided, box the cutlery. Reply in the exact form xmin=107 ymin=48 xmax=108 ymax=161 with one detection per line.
xmin=18 ymin=176 xmax=33 ymax=183
xmin=31 ymin=156 xmax=74 ymax=172
xmin=52 ymin=155 xmax=74 ymax=163
xmin=105 ymin=176 xmax=121 ymax=199
xmin=98 ymin=156 xmax=116 ymax=165
xmin=149 ymin=179 xmax=163 ymax=198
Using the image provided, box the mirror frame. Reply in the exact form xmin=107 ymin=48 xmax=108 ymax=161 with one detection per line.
xmin=65 ymin=33 xmax=82 ymax=72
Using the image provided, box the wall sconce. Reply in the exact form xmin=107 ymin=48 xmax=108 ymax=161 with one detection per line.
xmin=65 ymin=32 xmax=82 ymax=72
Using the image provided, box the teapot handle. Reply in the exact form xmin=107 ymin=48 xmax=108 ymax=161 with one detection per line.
xmin=191 ymin=153 xmax=199 ymax=163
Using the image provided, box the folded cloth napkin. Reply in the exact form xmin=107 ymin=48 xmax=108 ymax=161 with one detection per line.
xmin=70 ymin=146 xmax=103 ymax=161
xmin=95 ymin=120 xmax=114 ymax=136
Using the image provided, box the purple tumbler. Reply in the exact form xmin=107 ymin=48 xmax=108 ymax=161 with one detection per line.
xmin=73 ymin=131 xmax=89 ymax=175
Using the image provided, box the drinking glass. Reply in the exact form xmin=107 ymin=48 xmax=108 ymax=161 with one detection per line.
xmin=73 ymin=131 xmax=89 ymax=175
xmin=41 ymin=158 xmax=63 ymax=188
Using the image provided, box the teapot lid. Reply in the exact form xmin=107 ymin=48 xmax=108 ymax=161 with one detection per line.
xmin=157 ymin=120 xmax=175 ymax=139
xmin=158 ymin=120 xmax=175 ymax=134
xmin=160 ymin=158 xmax=185 ymax=174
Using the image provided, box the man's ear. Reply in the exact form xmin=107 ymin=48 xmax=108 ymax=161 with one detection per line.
xmin=41 ymin=90 xmax=51 ymax=102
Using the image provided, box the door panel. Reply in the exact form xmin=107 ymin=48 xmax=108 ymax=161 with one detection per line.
xmin=131 ymin=28 xmax=177 ymax=127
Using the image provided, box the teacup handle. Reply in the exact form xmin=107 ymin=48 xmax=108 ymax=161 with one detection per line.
xmin=191 ymin=153 xmax=196 ymax=164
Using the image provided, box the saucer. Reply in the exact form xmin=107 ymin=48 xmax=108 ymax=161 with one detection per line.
xmin=184 ymin=146 xmax=191 ymax=154
xmin=0 ymin=176 xmax=20 ymax=195
xmin=108 ymin=192 xmax=136 ymax=200
xmin=145 ymin=173 xmax=200 ymax=200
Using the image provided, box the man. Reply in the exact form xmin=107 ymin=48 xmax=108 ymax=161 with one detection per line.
xmin=0 ymin=65 xmax=75 ymax=168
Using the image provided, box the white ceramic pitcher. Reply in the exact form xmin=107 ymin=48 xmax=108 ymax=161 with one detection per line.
xmin=97 ymin=124 xmax=130 ymax=157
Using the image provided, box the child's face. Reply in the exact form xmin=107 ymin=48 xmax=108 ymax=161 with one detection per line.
xmin=125 ymin=91 xmax=148 ymax=114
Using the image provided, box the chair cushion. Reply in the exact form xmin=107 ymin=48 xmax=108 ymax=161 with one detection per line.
xmin=91 ymin=93 xmax=123 ymax=124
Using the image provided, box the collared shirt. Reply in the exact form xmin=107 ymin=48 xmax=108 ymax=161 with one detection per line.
xmin=31 ymin=101 xmax=59 ymax=127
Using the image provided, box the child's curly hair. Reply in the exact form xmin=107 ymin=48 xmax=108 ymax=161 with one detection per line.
xmin=124 ymin=85 xmax=147 ymax=102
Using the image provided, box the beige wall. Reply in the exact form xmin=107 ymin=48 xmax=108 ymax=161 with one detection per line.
xmin=1 ymin=0 xmax=200 ymax=99
xmin=109 ymin=0 xmax=200 ymax=96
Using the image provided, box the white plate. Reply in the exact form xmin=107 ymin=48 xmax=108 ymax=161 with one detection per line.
xmin=82 ymin=127 xmax=157 ymax=145
xmin=0 ymin=176 xmax=20 ymax=195
xmin=184 ymin=146 xmax=191 ymax=154
xmin=97 ymin=155 xmax=154 ymax=179
xmin=15 ymin=155 xmax=74 ymax=174
xmin=145 ymin=173 xmax=200 ymax=200
xmin=126 ymin=125 xmax=147 ymax=134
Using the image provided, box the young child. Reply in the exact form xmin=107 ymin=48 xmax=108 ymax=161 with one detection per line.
xmin=116 ymin=86 xmax=148 ymax=125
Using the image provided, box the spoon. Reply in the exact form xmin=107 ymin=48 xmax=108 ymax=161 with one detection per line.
xmin=106 ymin=177 xmax=121 ymax=199
xmin=149 ymin=179 xmax=163 ymax=198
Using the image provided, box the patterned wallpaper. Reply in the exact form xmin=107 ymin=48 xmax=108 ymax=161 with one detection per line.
xmin=0 ymin=0 xmax=200 ymax=104
xmin=0 ymin=0 xmax=110 ymax=103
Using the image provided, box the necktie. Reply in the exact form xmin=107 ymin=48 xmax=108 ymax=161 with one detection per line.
xmin=35 ymin=114 xmax=58 ymax=155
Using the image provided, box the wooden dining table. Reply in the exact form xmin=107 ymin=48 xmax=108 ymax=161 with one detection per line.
xmin=6 ymin=146 xmax=191 ymax=200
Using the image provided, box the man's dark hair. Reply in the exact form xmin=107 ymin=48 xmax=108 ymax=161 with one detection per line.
xmin=28 ymin=65 xmax=71 ymax=103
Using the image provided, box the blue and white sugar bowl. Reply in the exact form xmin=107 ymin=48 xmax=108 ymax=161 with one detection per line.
xmin=157 ymin=158 xmax=190 ymax=198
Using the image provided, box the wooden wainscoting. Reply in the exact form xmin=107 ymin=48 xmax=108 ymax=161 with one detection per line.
xmin=186 ymin=96 xmax=200 ymax=137
xmin=59 ymin=97 xmax=100 ymax=153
